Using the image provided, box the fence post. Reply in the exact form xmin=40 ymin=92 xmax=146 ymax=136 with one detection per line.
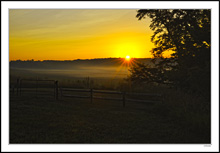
xmin=90 ymin=88 xmax=93 ymax=103
xmin=60 ymin=87 xmax=63 ymax=99
xmin=16 ymin=78 xmax=20 ymax=96
xmin=55 ymin=80 xmax=58 ymax=100
xmin=123 ymin=92 xmax=126 ymax=107
xmin=54 ymin=81 xmax=56 ymax=98
xmin=36 ymin=78 xmax=38 ymax=98
xmin=19 ymin=79 xmax=22 ymax=95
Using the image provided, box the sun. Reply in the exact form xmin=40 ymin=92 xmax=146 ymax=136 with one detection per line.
xmin=125 ymin=55 xmax=130 ymax=61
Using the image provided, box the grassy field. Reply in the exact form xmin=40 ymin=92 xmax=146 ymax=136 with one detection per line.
xmin=10 ymin=88 xmax=210 ymax=144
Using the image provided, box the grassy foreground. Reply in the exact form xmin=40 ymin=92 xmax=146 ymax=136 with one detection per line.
xmin=10 ymin=90 xmax=210 ymax=144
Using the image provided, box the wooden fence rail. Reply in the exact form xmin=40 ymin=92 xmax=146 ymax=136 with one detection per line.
xmin=93 ymin=90 xmax=123 ymax=95
xmin=11 ymin=78 xmax=163 ymax=106
xmin=12 ymin=78 xmax=59 ymax=99
xmin=60 ymin=88 xmax=163 ymax=107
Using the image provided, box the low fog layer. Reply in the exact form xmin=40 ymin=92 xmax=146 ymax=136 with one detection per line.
xmin=10 ymin=58 xmax=154 ymax=79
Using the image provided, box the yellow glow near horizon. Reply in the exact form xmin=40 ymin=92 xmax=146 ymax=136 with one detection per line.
xmin=115 ymin=42 xmax=140 ymax=58
xmin=125 ymin=55 xmax=130 ymax=61
xmin=9 ymin=9 xmax=159 ymax=61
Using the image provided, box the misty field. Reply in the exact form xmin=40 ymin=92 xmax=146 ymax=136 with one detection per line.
xmin=10 ymin=59 xmax=133 ymax=90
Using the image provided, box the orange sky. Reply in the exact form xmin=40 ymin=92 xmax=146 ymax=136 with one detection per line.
xmin=9 ymin=9 xmax=156 ymax=61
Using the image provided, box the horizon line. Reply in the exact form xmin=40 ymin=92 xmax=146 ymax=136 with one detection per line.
xmin=10 ymin=57 xmax=156 ymax=62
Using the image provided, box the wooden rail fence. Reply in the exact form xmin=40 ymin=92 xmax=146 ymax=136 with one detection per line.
xmin=10 ymin=78 xmax=163 ymax=106
xmin=11 ymin=78 xmax=59 ymax=99
xmin=60 ymin=87 xmax=163 ymax=107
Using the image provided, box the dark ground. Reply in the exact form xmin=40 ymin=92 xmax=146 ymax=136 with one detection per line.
xmin=10 ymin=90 xmax=210 ymax=144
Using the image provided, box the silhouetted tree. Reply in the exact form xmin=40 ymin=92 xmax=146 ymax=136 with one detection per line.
xmin=128 ymin=61 xmax=167 ymax=85
xmin=130 ymin=9 xmax=210 ymax=98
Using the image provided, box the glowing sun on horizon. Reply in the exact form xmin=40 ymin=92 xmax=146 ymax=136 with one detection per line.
xmin=125 ymin=55 xmax=131 ymax=61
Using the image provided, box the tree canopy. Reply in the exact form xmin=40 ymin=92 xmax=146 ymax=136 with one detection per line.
xmin=129 ymin=9 xmax=211 ymax=98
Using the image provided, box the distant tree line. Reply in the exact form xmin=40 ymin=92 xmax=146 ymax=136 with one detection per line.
xmin=10 ymin=57 xmax=131 ymax=62
xmin=10 ymin=58 xmax=154 ymax=70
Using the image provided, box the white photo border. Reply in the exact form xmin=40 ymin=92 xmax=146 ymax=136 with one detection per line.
xmin=1 ymin=1 xmax=219 ymax=152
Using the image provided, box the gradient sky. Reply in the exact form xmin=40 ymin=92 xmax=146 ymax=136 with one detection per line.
xmin=10 ymin=9 xmax=156 ymax=61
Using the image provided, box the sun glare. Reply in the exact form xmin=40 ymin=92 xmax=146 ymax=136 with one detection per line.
xmin=125 ymin=55 xmax=130 ymax=61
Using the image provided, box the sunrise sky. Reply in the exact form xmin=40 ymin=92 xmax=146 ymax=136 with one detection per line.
xmin=9 ymin=9 xmax=156 ymax=61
